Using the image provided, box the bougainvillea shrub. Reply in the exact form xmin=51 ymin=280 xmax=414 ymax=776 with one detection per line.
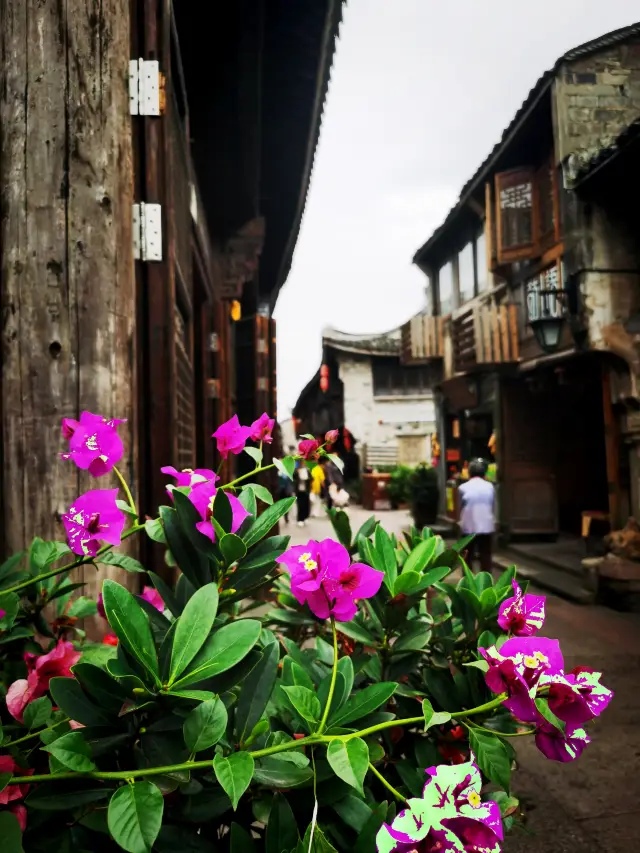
xmin=0 ymin=414 xmax=612 ymax=853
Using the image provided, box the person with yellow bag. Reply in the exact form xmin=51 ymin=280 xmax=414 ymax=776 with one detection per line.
xmin=310 ymin=460 xmax=326 ymax=517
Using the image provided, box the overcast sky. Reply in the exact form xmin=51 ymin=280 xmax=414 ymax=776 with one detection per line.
xmin=273 ymin=0 xmax=639 ymax=417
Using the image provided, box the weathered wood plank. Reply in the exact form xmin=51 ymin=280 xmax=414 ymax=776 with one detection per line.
xmin=0 ymin=0 xmax=135 ymax=601
xmin=508 ymin=304 xmax=519 ymax=361
xmin=499 ymin=305 xmax=509 ymax=361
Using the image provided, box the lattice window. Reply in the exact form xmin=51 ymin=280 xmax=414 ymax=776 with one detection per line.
xmin=525 ymin=261 xmax=563 ymax=325
xmin=496 ymin=168 xmax=536 ymax=262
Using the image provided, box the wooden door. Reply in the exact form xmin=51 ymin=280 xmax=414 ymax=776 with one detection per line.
xmin=501 ymin=379 xmax=558 ymax=536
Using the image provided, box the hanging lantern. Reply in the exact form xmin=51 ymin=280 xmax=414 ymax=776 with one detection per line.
xmin=230 ymin=300 xmax=242 ymax=322
xmin=320 ymin=363 xmax=329 ymax=392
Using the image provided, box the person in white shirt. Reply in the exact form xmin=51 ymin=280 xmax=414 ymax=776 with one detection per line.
xmin=458 ymin=458 xmax=495 ymax=572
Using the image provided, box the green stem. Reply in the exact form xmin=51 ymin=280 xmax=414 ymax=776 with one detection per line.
xmin=464 ymin=721 xmax=535 ymax=738
xmin=316 ymin=617 xmax=338 ymax=735
xmin=368 ymin=762 xmax=406 ymax=804
xmin=4 ymin=718 xmax=69 ymax=748
xmin=0 ymin=523 xmax=145 ymax=598
xmin=114 ymin=465 xmax=137 ymax=517
xmin=7 ymin=697 xmax=510 ymax=785
xmin=221 ymin=463 xmax=276 ymax=491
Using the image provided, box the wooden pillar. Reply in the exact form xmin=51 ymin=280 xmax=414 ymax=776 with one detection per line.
xmin=0 ymin=0 xmax=135 ymax=578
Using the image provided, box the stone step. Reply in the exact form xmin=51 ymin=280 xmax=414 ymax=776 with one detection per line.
xmin=493 ymin=551 xmax=594 ymax=605
xmin=502 ymin=541 xmax=585 ymax=578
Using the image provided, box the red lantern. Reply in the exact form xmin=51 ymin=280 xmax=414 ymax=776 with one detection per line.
xmin=320 ymin=363 xmax=329 ymax=393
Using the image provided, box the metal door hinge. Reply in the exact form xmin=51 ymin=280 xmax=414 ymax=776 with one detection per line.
xmin=129 ymin=59 xmax=164 ymax=116
xmin=133 ymin=203 xmax=163 ymax=262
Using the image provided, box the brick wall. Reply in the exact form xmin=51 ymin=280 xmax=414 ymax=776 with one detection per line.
xmin=554 ymin=41 xmax=640 ymax=182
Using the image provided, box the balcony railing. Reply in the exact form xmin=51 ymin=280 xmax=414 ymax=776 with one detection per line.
xmin=452 ymin=302 xmax=519 ymax=374
xmin=400 ymin=313 xmax=444 ymax=364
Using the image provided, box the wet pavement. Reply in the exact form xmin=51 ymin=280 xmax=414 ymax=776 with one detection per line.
xmin=284 ymin=505 xmax=640 ymax=853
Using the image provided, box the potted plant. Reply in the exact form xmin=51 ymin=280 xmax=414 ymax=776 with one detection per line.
xmin=407 ymin=462 xmax=439 ymax=527
xmin=387 ymin=464 xmax=412 ymax=509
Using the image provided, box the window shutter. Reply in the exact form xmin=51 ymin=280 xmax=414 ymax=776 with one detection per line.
xmin=495 ymin=167 xmax=538 ymax=264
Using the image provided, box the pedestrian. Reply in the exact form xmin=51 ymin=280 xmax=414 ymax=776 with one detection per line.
xmin=458 ymin=457 xmax=495 ymax=573
xmin=277 ymin=470 xmax=294 ymax=523
xmin=323 ymin=456 xmax=344 ymax=511
xmin=293 ymin=462 xmax=311 ymax=527
xmin=310 ymin=460 xmax=325 ymax=517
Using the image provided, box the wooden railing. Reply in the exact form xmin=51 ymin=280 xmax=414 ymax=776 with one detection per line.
xmin=401 ymin=313 xmax=444 ymax=364
xmin=452 ymin=303 xmax=519 ymax=374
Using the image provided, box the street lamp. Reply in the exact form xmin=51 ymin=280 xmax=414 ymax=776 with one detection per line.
xmin=528 ymin=286 xmax=567 ymax=353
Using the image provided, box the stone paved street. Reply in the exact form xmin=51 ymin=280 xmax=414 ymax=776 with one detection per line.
xmin=284 ymin=505 xmax=640 ymax=853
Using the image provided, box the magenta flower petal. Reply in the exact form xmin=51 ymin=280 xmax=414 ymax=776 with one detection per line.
xmin=188 ymin=479 xmax=218 ymax=520
xmin=535 ymin=722 xmax=590 ymax=762
xmin=228 ymin=493 xmax=250 ymax=533
xmin=61 ymin=489 xmax=126 ymax=556
xmin=547 ymin=676 xmax=593 ymax=728
xmin=499 ymin=636 xmax=564 ymax=676
xmin=161 ymin=466 xmax=218 ymax=491
xmin=212 ymin=415 xmax=252 ymax=459
xmin=497 ymin=580 xmax=546 ymax=636
xmin=298 ymin=438 xmax=320 ymax=460
xmin=6 ymin=679 xmax=31 ymax=723
xmin=196 ymin=520 xmax=216 ymax=542
xmin=249 ymin=412 xmax=275 ymax=443
xmin=62 ymin=411 xmax=126 ymax=477
xmin=140 ymin=586 xmax=164 ymax=612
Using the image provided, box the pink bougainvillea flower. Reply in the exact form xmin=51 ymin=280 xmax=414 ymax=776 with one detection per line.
xmin=0 ymin=756 xmax=33 ymax=806
xmin=9 ymin=804 xmax=28 ymax=832
xmin=140 ymin=585 xmax=164 ymax=612
xmin=61 ymin=411 xmax=126 ymax=477
xmin=61 ymin=489 xmax=126 ymax=557
xmin=0 ymin=607 xmax=5 ymax=621
xmin=497 ymin=580 xmax=546 ymax=637
xmin=97 ymin=593 xmax=106 ymax=619
xmin=188 ymin=479 xmax=250 ymax=543
xmin=376 ymin=756 xmax=503 ymax=853
xmin=161 ymin=466 xmax=218 ymax=498
xmin=535 ymin=722 xmax=590 ymax=762
xmin=103 ymin=633 xmax=118 ymax=646
xmin=325 ymin=429 xmax=339 ymax=445
xmin=298 ymin=438 xmax=320 ymax=460
xmin=6 ymin=640 xmax=81 ymax=722
xmin=276 ymin=539 xmax=383 ymax=622
xmin=480 ymin=637 xmax=564 ymax=723
xmin=545 ymin=667 xmax=613 ymax=728
xmin=249 ymin=412 xmax=275 ymax=444
xmin=212 ymin=415 xmax=252 ymax=459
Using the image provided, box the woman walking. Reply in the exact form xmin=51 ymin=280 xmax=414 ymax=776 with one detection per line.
xmin=294 ymin=462 xmax=311 ymax=527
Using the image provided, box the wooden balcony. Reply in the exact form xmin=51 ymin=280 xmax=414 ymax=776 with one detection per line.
xmin=452 ymin=302 xmax=519 ymax=374
xmin=401 ymin=313 xmax=444 ymax=364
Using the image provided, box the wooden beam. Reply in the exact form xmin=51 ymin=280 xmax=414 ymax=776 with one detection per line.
xmin=499 ymin=305 xmax=510 ymax=361
xmin=508 ymin=304 xmax=519 ymax=361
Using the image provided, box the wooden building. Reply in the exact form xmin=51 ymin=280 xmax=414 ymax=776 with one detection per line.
xmin=0 ymin=0 xmax=342 ymax=585
xmin=408 ymin=23 xmax=640 ymax=542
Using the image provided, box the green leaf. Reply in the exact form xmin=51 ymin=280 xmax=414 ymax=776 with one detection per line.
xmin=0 ymin=551 xmax=25 ymax=584
xmin=421 ymin=698 xmax=452 ymax=731
xmin=252 ymin=757 xmax=313 ymax=788
xmin=49 ymin=677 xmax=114 ymax=726
xmin=145 ymin=517 xmax=167 ymax=544
xmin=535 ymin=697 xmax=566 ymax=732
xmin=0 ymin=812 xmax=24 ymax=853
xmin=72 ymin=663 xmax=128 ymax=713
xmin=266 ymin=792 xmax=298 ymax=853
xmin=243 ymin=483 xmax=274 ymax=505
xmin=148 ymin=571 xmax=181 ymax=618
xmin=101 ymin=580 xmax=159 ymax=682
xmin=393 ymin=570 xmax=421 ymax=596
xmin=98 ymin=551 xmax=146 ymax=573
xmin=236 ymin=535 xmax=290 ymax=575
xmin=464 ymin=659 xmax=490 ymax=673
xmin=213 ymin=751 xmax=254 ymax=810
xmin=394 ymin=623 xmax=431 ymax=652
xmin=173 ymin=619 xmax=261 ymax=689
xmin=26 ymin=784 xmax=109 ymax=810
xmin=327 ymin=738 xmax=369 ymax=794
xmin=160 ymin=505 xmax=210 ymax=589
xmin=0 ymin=593 xmax=19 ymax=630
xmin=300 ymin=824 xmax=338 ymax=853
xmin=353 ymin=802 xmax=388 ymax=853
xmin=169 ymin=583 xmax=219 ymax=684
xmin=183 ymin=697 xmax=228 ymax=752
xmin=318 ymin=672 xmax=347 ymax=722
xmin=403 ymin=537 xmax=438 ymax=574
xmin=43 ymin=731 xmax=96 ymax=772
xmin=230 ymin=823 xmax=256 ymax=853
xmin=274 ymin=456 xmax=296 ymax=480
xmin=329 ymin=509 xmax=352 ymax=549
xmin=282 ymin=685 xmax=321 ymax=724
xmin=242 ymin=498 xmax=296 ymax=548
xmin=235 ymin=641 xmax=280 ymax=743
xmin=415 ymin=565 xmax=452 ymax=591
xmin=480 ymin=586 xmax=498 ymax=615
xmin=29 ymin=538 xmax=70 ymax=575
xmin=23 ymin=696 xmax=52 ymax=729
xmin=469 ymin=728 xmax=512 ymax=791
xmin=108 ymin=781 xmax=164 ymax=853
xmin=335 ymin=620 xmax=378 ymax=645
xmin=329 ymin=682 xmax=397 ymax=728
xmin=220 ymin=533 xmax=248 ymax=566
xmin=244 ymin=445 xmax=263 ymax=466
xmin=355 ymin=515 xmax=377 ymax=542
xmin=68 ymin=596 xmax=98 ymax=619
xmin=375 ymin=526 xmax=397 ymax=591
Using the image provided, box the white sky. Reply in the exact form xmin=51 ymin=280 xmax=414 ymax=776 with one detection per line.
xmin=273 ymin=0 xmax=639 ymax=417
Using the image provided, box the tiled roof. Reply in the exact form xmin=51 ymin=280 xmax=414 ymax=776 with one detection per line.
xmin=322 ymin=326 xmax=401 ymax=356
xmin=570 ymin=117 xmax=640 ymax=185
xmin=413 ymin=22 xmax=640 ymax=266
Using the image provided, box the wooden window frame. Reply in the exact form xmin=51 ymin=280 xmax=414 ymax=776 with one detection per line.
xmin=495 ymin=166 xmax=539 ymax=265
